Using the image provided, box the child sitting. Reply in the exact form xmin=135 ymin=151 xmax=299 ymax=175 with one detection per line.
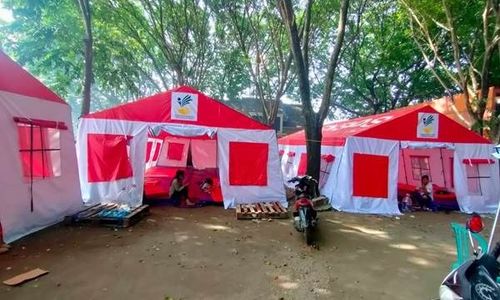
xmin=400 ymin=193 xmax=413 ymax=213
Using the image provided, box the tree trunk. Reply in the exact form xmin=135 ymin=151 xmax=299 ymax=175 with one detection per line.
xmin=305 ymin=118 xmax=322 ymax=180
xmin=76 ymin=0 xmax=92 ymax=117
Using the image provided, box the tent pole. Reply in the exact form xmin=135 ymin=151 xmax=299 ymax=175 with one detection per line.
xmin=440 ymin=148 xmax=447 ymax=188
xmin=30 ymin=124 xmax=34 ymax=212
xmin=401 ymin=146 xmax=409 ymax=184
xmin=488 ymin=197 xmax=500 ymax=251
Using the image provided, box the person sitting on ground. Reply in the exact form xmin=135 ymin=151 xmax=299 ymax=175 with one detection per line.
xmin=169 ymin=170 xmax=195 ymax=207
xmin=412 ymin=175 xmax=436 ymax=211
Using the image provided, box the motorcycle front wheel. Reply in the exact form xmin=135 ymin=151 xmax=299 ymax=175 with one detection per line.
xmin=304 ymin=226 xmax=313 ymax=245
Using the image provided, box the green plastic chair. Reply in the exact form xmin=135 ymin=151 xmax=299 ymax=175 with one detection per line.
xmin=450 ymin=222 xmax=488 ymax=270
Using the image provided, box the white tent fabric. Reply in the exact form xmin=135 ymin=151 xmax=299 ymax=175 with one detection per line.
xmin=453 ymin=143 xmax=500 ymax=213
xmin=77 ymin=119 xmax=286 ymax=209
xmin=217 ymin=129 xmax=286 ymax=208
xmin=76 ymin=118 xmax=149 ymax=207
xmin=0 ymin=91 xmax=82 ymax=243
xmin=332 ymin=137 xmax=401 ymax=214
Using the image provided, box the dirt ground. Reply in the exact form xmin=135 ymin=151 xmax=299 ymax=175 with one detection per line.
xmin=0 ymin=206 xmax=497 ymax=300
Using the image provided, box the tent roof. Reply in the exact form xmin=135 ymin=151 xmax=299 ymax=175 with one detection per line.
xmin=279 ymin=105 xmax=491 ymax=146
xmin=84 ymin=86 xmax=270 ymax=130
xmin=0 ymin=50 xmax=66 ymax=104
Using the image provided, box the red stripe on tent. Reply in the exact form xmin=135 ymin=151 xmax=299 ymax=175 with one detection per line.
xmin=462 ymin=158 xmax=495 ymax=164
xmin=13 ymin=117 xmax=68 ymax=130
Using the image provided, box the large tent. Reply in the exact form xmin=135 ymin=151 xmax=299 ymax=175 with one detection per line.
xmin=0 ymin=51 xmax=82 ymax=243
xmin=279 ymin=105 xmax=499 ymax=214
xmin=76 ymin=86 xmax=285 ymax=209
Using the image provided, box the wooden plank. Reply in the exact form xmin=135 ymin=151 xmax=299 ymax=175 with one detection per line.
xmin=3 ymin=268 xmax=49 ymax=286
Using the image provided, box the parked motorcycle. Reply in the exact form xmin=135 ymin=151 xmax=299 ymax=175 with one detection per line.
xmin=439 ymin=211 xmax=500 ymax=299
xmin=288 ymin=176 xmax=319 ymax=245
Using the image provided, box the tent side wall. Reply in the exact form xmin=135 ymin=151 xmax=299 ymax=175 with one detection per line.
xmin=453 ymin=143 xmax=499 ymax=213
xmin=331 ymin=137 xmax=401 ymax=214
xmin=0 ymin=91 xmax=82 ymax=243
xmin=77 ymin=118 xmax=149 ymax=206
xmin=77 ymin=119 xmax=287 ymax=208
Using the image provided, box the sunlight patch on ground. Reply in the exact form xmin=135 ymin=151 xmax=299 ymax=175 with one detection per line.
xmin=201 ymin=224 xmax=231 ymax=231
xmin=313 ymin=288 xmax=331 ymax=295
xmin=279 ymin=282 xmax=299 ymax=289
xmin=389 ymin=243 xmax=418 ymax=250
xmin=174 ymin=233 xmax=190 ymax=243
xmin=407 ymin=256 xmax=432 ymax=267
xmin=198 ymin=223 xmax=239 ymax=234
xmin=338 ymin=224 xmax=391 ymax=240
xmin=172 ymin=217 xmax=185 ymax=221
xmin=274 ymin=275 xmax=299 ymax=290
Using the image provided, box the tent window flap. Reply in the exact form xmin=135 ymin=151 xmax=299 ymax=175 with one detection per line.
xmin=17 ymin=123 xmax=61 ymax=179
xmin=229 ymin=141 xmax=268 ymax=186
xmin=410 ymin=156 xmax=431 ymax=181
xmin=87 ymin=134 xmax=133 ymax=183
xmin=353 ymin=153 xmax=389 ymax=198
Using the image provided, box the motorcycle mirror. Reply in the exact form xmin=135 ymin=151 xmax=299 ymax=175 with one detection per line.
xmin=466 ymin=213 xmax=484 ymax=233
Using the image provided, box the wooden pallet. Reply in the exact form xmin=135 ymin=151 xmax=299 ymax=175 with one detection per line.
xmin=236 ymin=202 xmax=288 ymax=220
xmin=65 ymin=204 xmax=150 ymax=228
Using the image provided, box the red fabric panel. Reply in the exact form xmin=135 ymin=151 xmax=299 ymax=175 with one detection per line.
xmin=462 ymin=158 xmax=494 ymax=164
xmin=87 ymin=134 xmax=133 ymax=183
xmin=229 ymin=142 xmax=268 ymax=186
xmin=0 ymin=51 xmax=66 ymax=103
xmin=13 ymin=117 xmax=68 ymax=130
xmin=17 ymin=125 xmax=53 ymax=178
xmin=82 ymin=86 xmax=269 ymax=130
xmin=167 ymin=142 xmax=185 ymax=161
xmin=353 ymin=153 xmax=389 ymax=198
xmin=145 ymin=141 xmax=153 ymax=162
xmin=297 ymin=153 xmax=308 ymax=176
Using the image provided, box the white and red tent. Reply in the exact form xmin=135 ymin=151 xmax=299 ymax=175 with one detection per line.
xmin=0 ymin=51 xmax=82 ymax=243
xmin=76 ymin=86 xmax=285 ymax=209
xmin=279 ymin=105 xmax=499 ymax=214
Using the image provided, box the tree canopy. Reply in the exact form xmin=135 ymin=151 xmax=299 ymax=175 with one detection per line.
xmin=0 ymin=0 xmax=498 ymax=140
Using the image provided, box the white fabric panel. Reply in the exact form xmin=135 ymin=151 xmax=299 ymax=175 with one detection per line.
xmin=278 ymin=145 xmax=340 ymax=190
xmin=453 ymin=143 xmax=499 ymax=213
xmin=156 ymin=137 xmax=190 ymax=168
xmin=150 ymin=123 xmax=216 ymax=138
xmin=319 ymin=146 xmax=345 ymax=200
xmin=77 ymin=118 xmax=148 ymax=208
xmin=191 ymin=139 xmax=217 ymax=169
xmin=332 ymin=136 xmax=401 ymax=215
xmin=0 ymin=91 xmax=82 ymax=243
xmin=217 ymin=129 xmax=286 ymax=208
xmin=400 ymin=141 xmax=455 ymax=150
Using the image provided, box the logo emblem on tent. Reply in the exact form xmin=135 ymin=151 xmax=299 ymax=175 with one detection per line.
xmin=176 ymin=95 xmax=193 ymax=115
xmin=421 ymin=114 xmax=435 ymax=134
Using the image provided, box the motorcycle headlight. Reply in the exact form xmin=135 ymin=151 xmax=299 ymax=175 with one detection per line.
xmin=439 ymin=285 xmax=463 ymax=300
